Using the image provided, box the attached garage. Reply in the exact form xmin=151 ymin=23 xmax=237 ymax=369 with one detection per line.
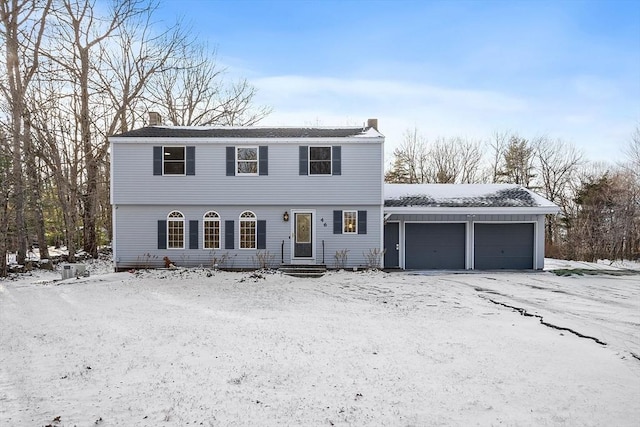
xmin=405 ymin=223 xmax=465 ymax=269
xmin=474 ymin=223 xmax=534 ymax=269
xmin=384 ymin=183 xmax=560 ymax=270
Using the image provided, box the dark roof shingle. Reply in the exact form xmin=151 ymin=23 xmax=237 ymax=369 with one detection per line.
xmin=384 ymin=188 xmax=538 ymax=208
xmin=111 ymin=126 xmax=375 ymax=139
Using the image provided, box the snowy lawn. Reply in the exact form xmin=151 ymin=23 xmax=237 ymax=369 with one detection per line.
xmin=1 ymin=263 xmax=638 ymax=426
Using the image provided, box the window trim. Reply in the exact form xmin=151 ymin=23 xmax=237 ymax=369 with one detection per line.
xmin=236 ymin=146 xmax=259 ymax=176
xmin=342 ymin=210 xmax=358 ymax=234
xmin=167 ymin=210 xmax=185 ymax=249
xmin=163 ymin=146 xmax=186 ymax=176
xmin=203 ymin=211 xmax=221 ymax=250
xmin=239 ymin=210 xmax=257 ymax=249
xmin=308 ymin=146 xmax=332 ymax=176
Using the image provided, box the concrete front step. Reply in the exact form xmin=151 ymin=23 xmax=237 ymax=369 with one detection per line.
xmin=279 ymin=264 xmax=327 ymax=278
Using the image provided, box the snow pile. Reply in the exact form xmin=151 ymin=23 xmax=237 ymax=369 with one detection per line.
xmin=1 ymin=267 xmax=638 ymax=426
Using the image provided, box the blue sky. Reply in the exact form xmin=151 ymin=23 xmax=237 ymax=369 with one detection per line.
xmin=155 ymin=0 xmax=640 ymax=164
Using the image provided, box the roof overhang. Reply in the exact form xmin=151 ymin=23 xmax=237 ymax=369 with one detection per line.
xmin=109 ymin=136 xmax=384 ymax=144
xmin=384 ymin=206 xmax=561 ymax=215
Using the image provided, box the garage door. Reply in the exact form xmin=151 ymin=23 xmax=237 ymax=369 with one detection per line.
xmin=474 ymin=223 xmax=534 ymax=269
xmin=405 ymin=223 xmax=466 ymax=269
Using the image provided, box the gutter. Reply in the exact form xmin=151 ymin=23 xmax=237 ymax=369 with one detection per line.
xmin=384 ymin=206 xmax=561 ymax=215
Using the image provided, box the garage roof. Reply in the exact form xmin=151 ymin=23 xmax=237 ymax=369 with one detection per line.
xmin=384 ymin=184 xmax=560 ymax=214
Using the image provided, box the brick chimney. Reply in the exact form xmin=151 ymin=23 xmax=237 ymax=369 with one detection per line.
xmin=148 ymin=111 xmax=162 ymax=126
xmin=367 ymin=118 xmax=378 ymax=130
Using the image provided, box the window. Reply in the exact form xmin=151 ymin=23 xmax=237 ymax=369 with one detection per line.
xmin=203 ymin=211 xmax=221 ymax=249
xmin=154 ymin=146 xmax=195 ymax=176
xmin=237 ymin=147 xmax=258 ymax=175
xmin=164 ymin=147 xmax=185 ymax=175
xmin=167 ymin=211 xmax=185 ymax=249
xmin=334 ymin=210 xmax=366 ymax=235
xmin=239 ymin=211 xmax=257 ymax=249
xmin=343 ymin=211 xmax=358 ymax=234
xmin=309 ymin=146 xmax=332 ymax=175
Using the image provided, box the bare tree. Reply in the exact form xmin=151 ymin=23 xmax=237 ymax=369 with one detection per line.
xmin=385 ymin=128 xmax=428 ymax=183
xmin=426 ymin=137 xmax=483 ymax=184
xmin=487 ymin=130 xmax=510 ymax=183
xmin=621 ymin=124 xmax=640 ymax=180
xmin=456 ymin=137 xmax=483 ymax=184
xmin=45 ymin=0 xmax=149 ymax=258
xmin=533 ymin=136 xmax=583 ymax=247
xmin=28 ymin=75 xmax=83 ymax=262
xmin=0 ymin=129 xmax=10 ymax=276
xmin=428 ymin=137 xmax=458 ymax=183
xmin=145 ymin=43 xmax=271 ymax=126
xmin=0 ymin=0 xmax=52 ymax=266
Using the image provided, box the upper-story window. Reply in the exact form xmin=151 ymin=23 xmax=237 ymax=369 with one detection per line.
xmin=226 ymin=146 xmax=267 ymax=176
xmin=299 ymin=146 xmax=340 ymax=176
xmin=153 ymin=146 xmax=195 ymax=176
xmin=239 ymin=211 xmax=257 ymax=249
xmin=167 ymin=211 xmax=185 ymax=249
xmin=203 ymin=211 xmax=221 ymax=249
xmin=309 ymin=147 xmax=332 ymax=175
xmin=237 ymin=147 xmax=258 ymax=175
xmin=164 ymin=147 xmax=185 ymax=175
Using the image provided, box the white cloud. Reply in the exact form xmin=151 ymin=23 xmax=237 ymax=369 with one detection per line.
xmin=251 ymin=74 xmax=634 ymax=166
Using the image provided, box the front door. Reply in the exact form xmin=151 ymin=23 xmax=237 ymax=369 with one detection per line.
xmin=293 ymin=212 xmax=313 ymax=260
xmin=384 ymin=222 xmax=400 ymax=268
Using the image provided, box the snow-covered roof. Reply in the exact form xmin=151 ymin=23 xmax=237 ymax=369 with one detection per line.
xmin=384 ymin=184 xmax=559 ymax=214
xmin=111 ymin=125 xmax=384 ymax=139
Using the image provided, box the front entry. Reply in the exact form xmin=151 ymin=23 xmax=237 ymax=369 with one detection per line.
xmin=293 ymin=211 xmax=314 ymax=261
xmin=384 ymin=222 xmax=400 ymax=268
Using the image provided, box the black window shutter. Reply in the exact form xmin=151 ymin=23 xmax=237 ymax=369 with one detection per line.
xmin=158 ymin=220 xmax=167 ymax=249
xmin=259 ymin=146 xmax=268 ymax=176
xmin=186 ymin=146 xmax=196 ymax=175
xmin=299 ymin=146 xmax=308 ymax=175
xmin=225 ymin=220 xmax=234 ymax=249
xmin=332 ymin=146 xmax=341 ymax=175
xmin=333 ymin=210 xmax=342 ymax=234
xmin=189 ymin=220 xmax=199 ymax=249
xmin=153 ymin=146 xmax=162 ymax=175
xmin=226 ymin=147 xmax=235 ymax=176
xmin=358 ymin=210 xmax=367 ymax=234
xmin=257 ymin=220 xmax=266 ymax=249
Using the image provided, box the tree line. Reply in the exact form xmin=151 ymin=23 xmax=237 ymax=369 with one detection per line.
xmin=385 ymin=128 xmax=640 ymax=263
xmin=0 ymin=0 xmax=270 ymax=276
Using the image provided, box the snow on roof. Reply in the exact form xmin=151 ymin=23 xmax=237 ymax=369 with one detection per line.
xmin=384 ymin=183 xmax=558 ymax=209
xmin=110 ymin=125 xmax=383 ymax=139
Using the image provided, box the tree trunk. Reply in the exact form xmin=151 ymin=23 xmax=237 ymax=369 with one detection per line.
xmin=79 ymin=46 xmax=99 ymax=258
xmin=23 ymin=110 xmax=51 ymax=265
xmin=0 ymin=192 xmax=8 ymax=276
xmin=5 ymin=29 xmax=28 ymax=265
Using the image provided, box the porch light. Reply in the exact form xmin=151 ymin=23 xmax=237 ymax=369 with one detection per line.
xmin=283 ymin=211 xmax=289 ymax=222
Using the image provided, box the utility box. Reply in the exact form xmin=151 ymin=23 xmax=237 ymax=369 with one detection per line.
xmin=61 ymin=263 xmax=87 ymax=280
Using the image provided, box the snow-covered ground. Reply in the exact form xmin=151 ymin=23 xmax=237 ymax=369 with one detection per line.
xmin=1 ymin=261 xmax=638 ymax=426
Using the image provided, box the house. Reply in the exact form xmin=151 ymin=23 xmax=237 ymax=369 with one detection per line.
xmin=110 ymin=117 xmax=559 ymax=271
xmin=109 ymin=118 xmax=385 ymax=270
